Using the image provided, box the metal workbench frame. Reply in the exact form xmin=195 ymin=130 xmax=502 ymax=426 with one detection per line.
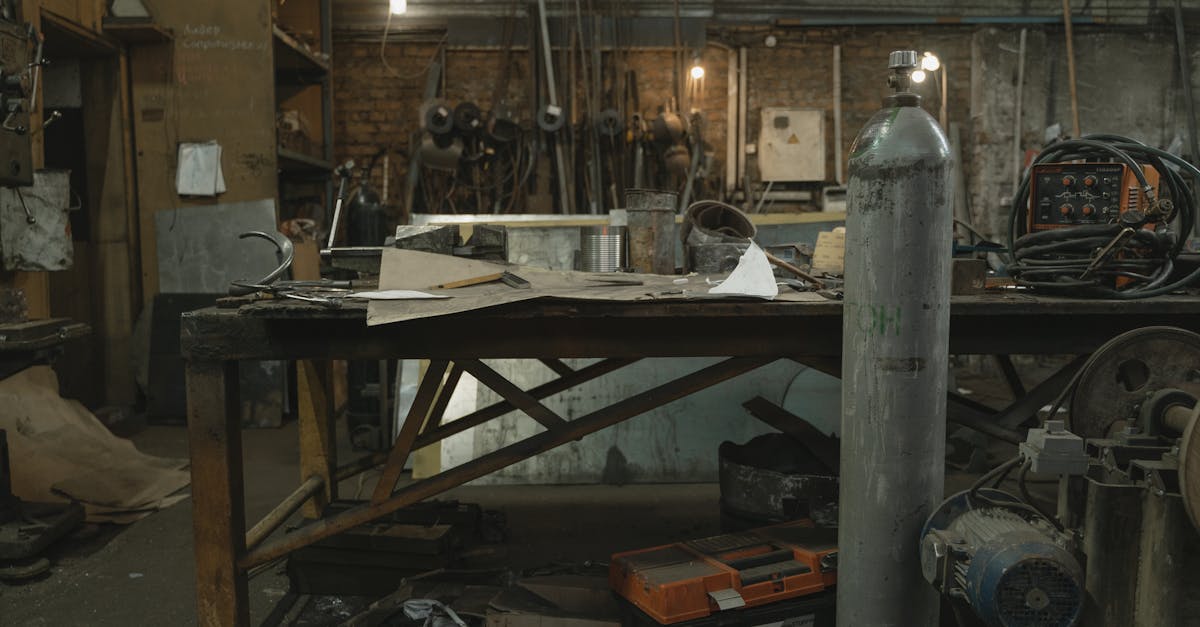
xmin=180 ymin=294 xmax=1200 ymax=625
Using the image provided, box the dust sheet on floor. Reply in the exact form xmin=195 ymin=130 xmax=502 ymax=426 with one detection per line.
xmin=0 ymin=366 xmax=190 ymax=523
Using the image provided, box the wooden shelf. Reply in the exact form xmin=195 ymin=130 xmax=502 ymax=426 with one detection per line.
xmin=102 ymin=17 xmax=173 ymax=44
xmin=278 ymin=147 xmax=332 ymax=176
xmin=273 ymin=25 xmax=329 ymax=77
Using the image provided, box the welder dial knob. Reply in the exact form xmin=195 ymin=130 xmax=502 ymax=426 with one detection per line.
xmin=1062 ymin=175 xmax=1076 ymax=187
xmin=1081 ymin=204 xmax=1095 ymax=216
xmin=1083 ymin=175 xmax=1097 ymax=187
xmin=1059 ymin=204 xmax=1073 ymax=217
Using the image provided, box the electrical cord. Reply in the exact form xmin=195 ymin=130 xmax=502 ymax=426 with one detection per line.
xmin=1008 ymin=134 xmax=1200 ymax=298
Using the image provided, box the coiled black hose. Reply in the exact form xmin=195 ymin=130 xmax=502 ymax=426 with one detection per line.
xmin=1008 ymin=134 xmax=1200 ymax=298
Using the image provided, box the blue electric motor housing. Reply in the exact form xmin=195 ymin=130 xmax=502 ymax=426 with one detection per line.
xmin=920 ymin=489 xmax=1083 ymax=627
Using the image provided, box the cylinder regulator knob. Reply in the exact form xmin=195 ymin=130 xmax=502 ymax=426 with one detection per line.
xmin=887 ymin=50 xmax=920 ymax=93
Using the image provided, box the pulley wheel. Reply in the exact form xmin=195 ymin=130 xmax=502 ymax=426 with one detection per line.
xmin=1069 ymin=326 xmax=1200 ymax=440
xmin=596 ymin=109 xmax=623 ymax=137
xmin=453 ymin=101 xmax=483 ymax=134
xmin=1177 ymin=402 xmax=1200 ymax=532
xmin=537 ymin=104 xmax=565 ymax=132
xmin=423 ymin=102 xmax=454 ymax=135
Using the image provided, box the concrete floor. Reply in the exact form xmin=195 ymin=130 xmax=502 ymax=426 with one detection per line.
xmin=0 ymin=424 xmax=727 ymax=626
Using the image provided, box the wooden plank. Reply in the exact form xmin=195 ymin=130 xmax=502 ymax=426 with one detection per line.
xmin=297 ymin=360 xmax=336 ymax=518
xmin=371 ymin=360 xmax=449 ymax=503
xmin=242 ymin=357 xmax=775 ymax=568
xmin=458 ymin=359 xmax=565 ymax=429
xmin=82 ymin=54 xmax=137 ymax=406
xmin=186 ymin=360 xmax=249 ymax=627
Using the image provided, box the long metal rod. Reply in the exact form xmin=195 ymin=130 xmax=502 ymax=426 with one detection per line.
xmin=1011 ymin=29 xmax=1027 ymax=192
xmin=334 ymin=452 xmax=388 ymax=482
xmin=1062 ymin=0 xmax=1082 ymax=136
xmin=736 ymin=47 xmax=747 ymax=198
xmin=725 ymin=46 xmax=738 ymax=198
xmin=371 ymin=360 xmax=449 ymax=503
xmin=413 ymin=357 xmax=639 ymax=449
xmin=1175 ymin=0 xmax=1200 ymax=170
xmin=240 ymin=357 xmax=774 ymax=568
xmin=245 ymin=475 xmax=325 ymax=551
xmin=833 ymin=45 xmax=843 ymax=185
xmin=535 ymin=0 xmax=572 ymax=214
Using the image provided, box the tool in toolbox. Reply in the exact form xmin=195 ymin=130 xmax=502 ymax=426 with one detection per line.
xmin=609 ymin=520 xmax=837 ymax=625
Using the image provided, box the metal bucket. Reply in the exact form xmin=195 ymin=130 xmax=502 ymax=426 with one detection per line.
xmin=580 ymin=226 xmax=627 ymax=272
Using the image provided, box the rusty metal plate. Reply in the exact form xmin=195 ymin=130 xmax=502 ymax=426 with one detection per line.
xmin=1070 ymin=327 xmax=1200 ymax=440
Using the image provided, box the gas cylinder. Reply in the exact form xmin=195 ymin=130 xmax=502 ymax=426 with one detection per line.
xmin=838 ymin=50 xmax=953 ymax=627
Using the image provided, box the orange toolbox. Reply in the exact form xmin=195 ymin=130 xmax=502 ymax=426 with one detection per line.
xmin=610 ymin=521 xmax=837 ymax=625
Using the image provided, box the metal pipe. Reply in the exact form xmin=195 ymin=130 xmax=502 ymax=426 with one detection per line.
xmin=833 ymin=44 xmax=843 ymax=185
xmin=1174 ymin=0 xmax=1200 ymax=183
xmin=1062 ymin=0 xmax=1082 ymax=136
xmin=535 ymin=0 xmax=572 ymax=213
xmin=736 ymin=47 xmax=747 ymax=200
xmin=245 ymin=475 xmax=325 ymax=551
xmin=838 ymin=50 xmax=952 ymax=627
xmin=725 ymin=46 xmax=738 ymax=198
xmin=1011 ymin=29 xmax=1027 ymax=193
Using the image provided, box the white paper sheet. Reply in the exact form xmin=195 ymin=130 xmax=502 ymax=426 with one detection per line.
xmin=348 ymin=290 xmax=450 ymax=300
xmin=176 ymin=141 xmax=226 ymax=196
xmin=707 ymin=241 xmax=779 ymax=299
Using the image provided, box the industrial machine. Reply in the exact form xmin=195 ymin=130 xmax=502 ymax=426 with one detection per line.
xmin=921 ymin=326 xmax=1200 ymax=627
xmin=1009 ymin=136 xmax=1200 ymax=297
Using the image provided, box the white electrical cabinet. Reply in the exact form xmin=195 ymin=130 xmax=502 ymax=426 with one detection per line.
xmin=758 ymin=107 xmax=826 ymax=182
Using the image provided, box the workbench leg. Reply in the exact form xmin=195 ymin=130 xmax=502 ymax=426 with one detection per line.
xmin=298 ymin=360 xmax=337 ymax=518
xmin=187 ymin=360 xmax=249 ymax=627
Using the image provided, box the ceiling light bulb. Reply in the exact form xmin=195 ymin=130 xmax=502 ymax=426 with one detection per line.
xmin=921 ymin=52 xmax=940 ymax=72
xmin=690 ymin=64 xmax=705 ymax=80
xmin=911 ymin=69 xmax=927 ymax=84
xmin=390 ymin=0 xmax=407 ymax=14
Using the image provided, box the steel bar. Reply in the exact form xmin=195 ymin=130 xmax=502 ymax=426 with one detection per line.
xmin=413 ymin=358 xmax=638 ymax=449
xmin=538 ymin=358 xmax=576 ymax=377
xmin=1062 ymin=0 xmax=1081 ymax=136
xmin=241 ymin=357 xmax=774 ymax=568
xmin=422 ymin=363 xmax=464 ymax=436
xmin=371 ymin=360 xmax=449 ymax=503
xmin=187 ymin=361 xmax=248 ymax=627
xmin=335 ymin=452 xmax=388 ymax=482
xmin=245 ymin=475 xmax=325 ymax=551
xmin=535 ymin=0 xmax=572 ymax=213
xmin=458 ymin=359 xmax=566 ymax=429
xmin=994 ymin=354 xmax=1026 ymax=398
xmin=742 ymin=396 xmax=839 ymax=471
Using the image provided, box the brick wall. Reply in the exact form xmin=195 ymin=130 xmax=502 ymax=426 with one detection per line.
xmin=328 ymin=24 xmax=1066 ymax=225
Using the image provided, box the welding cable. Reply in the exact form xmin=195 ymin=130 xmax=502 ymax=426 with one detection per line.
xmin=968 ymin=456 xmax=1065 ymax=530
xmin=1008 ymin=134 xmax=1200 ymax=298
xmin=1017 ymin=460 xmax=1062 ymax=529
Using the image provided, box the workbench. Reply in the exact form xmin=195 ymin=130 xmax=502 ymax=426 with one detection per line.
xmin=180 ymin=294 xmax=1200 ymax=625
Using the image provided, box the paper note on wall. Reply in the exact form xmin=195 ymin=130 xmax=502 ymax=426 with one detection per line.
xmin=176 ymin=141 xmax=226 ymax=196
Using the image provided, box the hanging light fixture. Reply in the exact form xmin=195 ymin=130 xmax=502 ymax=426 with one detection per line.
xmin=921 ymin=51 xmax=941 ymax=72
xmin=911 ymin=69 xmax=927 ymax=84
xmin=390 ymin=0 xmax=408 ymax=14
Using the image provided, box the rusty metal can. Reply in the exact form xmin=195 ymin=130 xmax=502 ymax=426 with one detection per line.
xmin=625 ymin=189 xmax=676 ymax=274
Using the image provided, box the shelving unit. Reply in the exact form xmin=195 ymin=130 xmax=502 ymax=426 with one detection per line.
xmin=272 ymin=0 xmax=334 ymax=220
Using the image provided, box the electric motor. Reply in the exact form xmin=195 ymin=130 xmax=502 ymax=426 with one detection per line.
xmin=921 ymin=490 xmax=1083 ymax=627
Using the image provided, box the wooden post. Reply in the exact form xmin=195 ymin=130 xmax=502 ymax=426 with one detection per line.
xmin=187 ymin=360 xmax=249 ymax=627
xmin=297 ymin=360 xmax=337 ymax=518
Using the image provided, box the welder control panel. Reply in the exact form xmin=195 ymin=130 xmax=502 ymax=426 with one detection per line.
xmin=1027 ymin=163 xmax=1158 ymax=231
